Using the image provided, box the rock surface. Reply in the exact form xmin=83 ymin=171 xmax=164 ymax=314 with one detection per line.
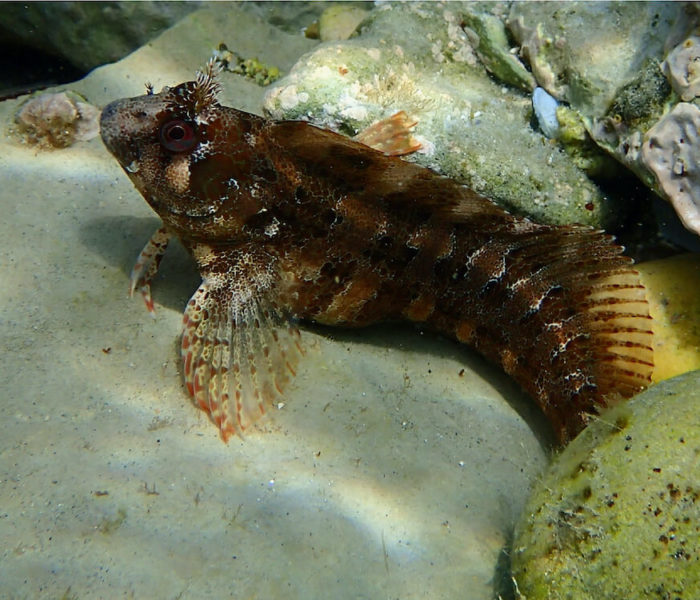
xmin=508 ymin=2 xmax=684 ymax=117
xmin=512 ymin=370 xmax=700 ymax=599
xmin=0 ymin=2 xmax=200 ymax=72
xmin=264 ymin=2 xmax=614 ymax=228
xmin=508 ymin=1 xmax=700 ymax=240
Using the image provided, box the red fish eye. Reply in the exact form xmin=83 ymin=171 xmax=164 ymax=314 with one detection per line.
xmin=159 ymin=119 xmax=197 ymax=152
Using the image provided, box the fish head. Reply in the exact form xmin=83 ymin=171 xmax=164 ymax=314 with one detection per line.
xmin=100 ymin=65 xmax=277 ymax=244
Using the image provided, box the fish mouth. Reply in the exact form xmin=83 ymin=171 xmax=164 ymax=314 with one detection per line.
xmin=100 ymin=94 xmax=167 ymax=167
xmin=100 ymin=100 xmax=134 ymax=166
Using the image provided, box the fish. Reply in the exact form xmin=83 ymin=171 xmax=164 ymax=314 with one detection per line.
xmin=100 ymin=62 xmax=654 ymax=445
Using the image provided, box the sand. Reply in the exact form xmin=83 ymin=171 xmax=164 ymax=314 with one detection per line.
xmin=0 ymin=7 xmax=549 ymax=599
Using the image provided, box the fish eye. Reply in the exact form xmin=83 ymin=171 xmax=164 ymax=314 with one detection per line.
xmin=159 ymin=119 xmax=197 ymax=152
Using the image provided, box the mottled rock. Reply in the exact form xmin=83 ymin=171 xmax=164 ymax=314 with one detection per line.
xmin=512 ymin=370 xmax=700 ymax=599
xmin=507 ymin=2 xmax=700 ymax=241
xmin=508 ymin=2 xmax=683 ymax=118
xmin=264 ymin=2 xmax=614 ymax=228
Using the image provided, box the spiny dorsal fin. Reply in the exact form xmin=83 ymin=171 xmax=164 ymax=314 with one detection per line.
xmin=353 ymin=111 xmax=422 ymax=156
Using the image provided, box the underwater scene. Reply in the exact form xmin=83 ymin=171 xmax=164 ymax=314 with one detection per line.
xmin=1 ymin=2 xmax=699 ymax=598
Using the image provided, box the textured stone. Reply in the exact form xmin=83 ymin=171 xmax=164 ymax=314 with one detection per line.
xmin=508 ymin=2 xmax=683 ymax=117
xmin=642 ymin=102 xmax=700 ymax=236
xmin=663 ymin=35 xmax=700 ymax=102
xmin=512 ymin=371 xmax=700 ymax=599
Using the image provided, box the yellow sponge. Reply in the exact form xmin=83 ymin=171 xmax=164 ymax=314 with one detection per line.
xmin=636 ymin=253 xmax=700 ymax=382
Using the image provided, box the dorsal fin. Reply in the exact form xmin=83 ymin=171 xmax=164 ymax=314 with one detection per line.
xmin=266 ymin=119 xmax=506 ymax=222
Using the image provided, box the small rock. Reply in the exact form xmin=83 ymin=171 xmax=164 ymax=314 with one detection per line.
xmin=532 ymin=87 xmax=560 ymax=138
xmin=460 ymin=11 xmax=535 ymax=92
xmin=15 ymin=91 xmax=99 ymax=148
xmin=318 ymin=4 xmax=369 ymax=41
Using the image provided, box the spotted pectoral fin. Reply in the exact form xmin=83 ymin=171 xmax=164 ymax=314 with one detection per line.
xmin=129 ymin=225 xmax=172 ymax=314
xmin=181 ymin=274 xmax=303 ymax=442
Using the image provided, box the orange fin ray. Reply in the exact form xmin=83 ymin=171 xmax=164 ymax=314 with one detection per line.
xmin=354 ymin=110 xmax=422 ymax=156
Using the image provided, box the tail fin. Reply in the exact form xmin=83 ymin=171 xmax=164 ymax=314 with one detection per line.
xmin=442 ymin=223 xmax=654 ymax=444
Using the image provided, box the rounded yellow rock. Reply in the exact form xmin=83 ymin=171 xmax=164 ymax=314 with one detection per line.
xmin=636 ymin=253 xmax=700 ymax=383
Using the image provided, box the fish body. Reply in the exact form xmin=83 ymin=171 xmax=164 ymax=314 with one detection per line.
xmin=100 ymin=65 xmax=653 ymax=444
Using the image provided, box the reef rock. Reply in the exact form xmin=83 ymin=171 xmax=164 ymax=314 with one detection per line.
xmin=507 ymin=2 xmax=700 ymax=241
xmin=511 ymin=370 xmax=700 ymax=599
xmin=264 ymin=2 xmax=613 ymax=228
xmin=507 ymin=2 xmax=684 ymax=118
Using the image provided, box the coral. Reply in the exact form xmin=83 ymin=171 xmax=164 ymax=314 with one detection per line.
xmin=641 ymin=102 xmax=700 ymax=236
xmin=663 ymin=35 xmax=700 ymax=102
xmin=15 ymin=91 xmax=99 ymax=148
xmin=512 ymin=370 xmax=700 ymax=599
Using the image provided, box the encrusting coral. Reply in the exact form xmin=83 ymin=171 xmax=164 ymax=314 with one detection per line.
xmin=641 ymin=102 xmax=700 ymax=236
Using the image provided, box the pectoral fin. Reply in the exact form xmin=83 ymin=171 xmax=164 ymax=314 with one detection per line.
xmin=129 ymin=225 xmax=172 ymax=314
xmin=180 ymin=259 xmax=302 ymax=441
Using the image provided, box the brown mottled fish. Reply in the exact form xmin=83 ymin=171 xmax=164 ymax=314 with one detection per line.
xmin=100 ymin=63 xmax=653 ymax=445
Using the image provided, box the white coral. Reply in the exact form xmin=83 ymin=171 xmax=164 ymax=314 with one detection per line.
xmin=641 ymin=102 xmax=700 ymax=236
xmin=662 ymin=35 xmax=700 ymax=102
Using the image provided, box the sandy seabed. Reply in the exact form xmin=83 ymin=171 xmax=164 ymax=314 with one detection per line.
xmin=0 ymin=7 xmax=549 ymax=599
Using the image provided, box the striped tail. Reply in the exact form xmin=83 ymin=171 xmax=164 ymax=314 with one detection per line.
xmin=431 ymin=223 xmax=654 ymax=445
